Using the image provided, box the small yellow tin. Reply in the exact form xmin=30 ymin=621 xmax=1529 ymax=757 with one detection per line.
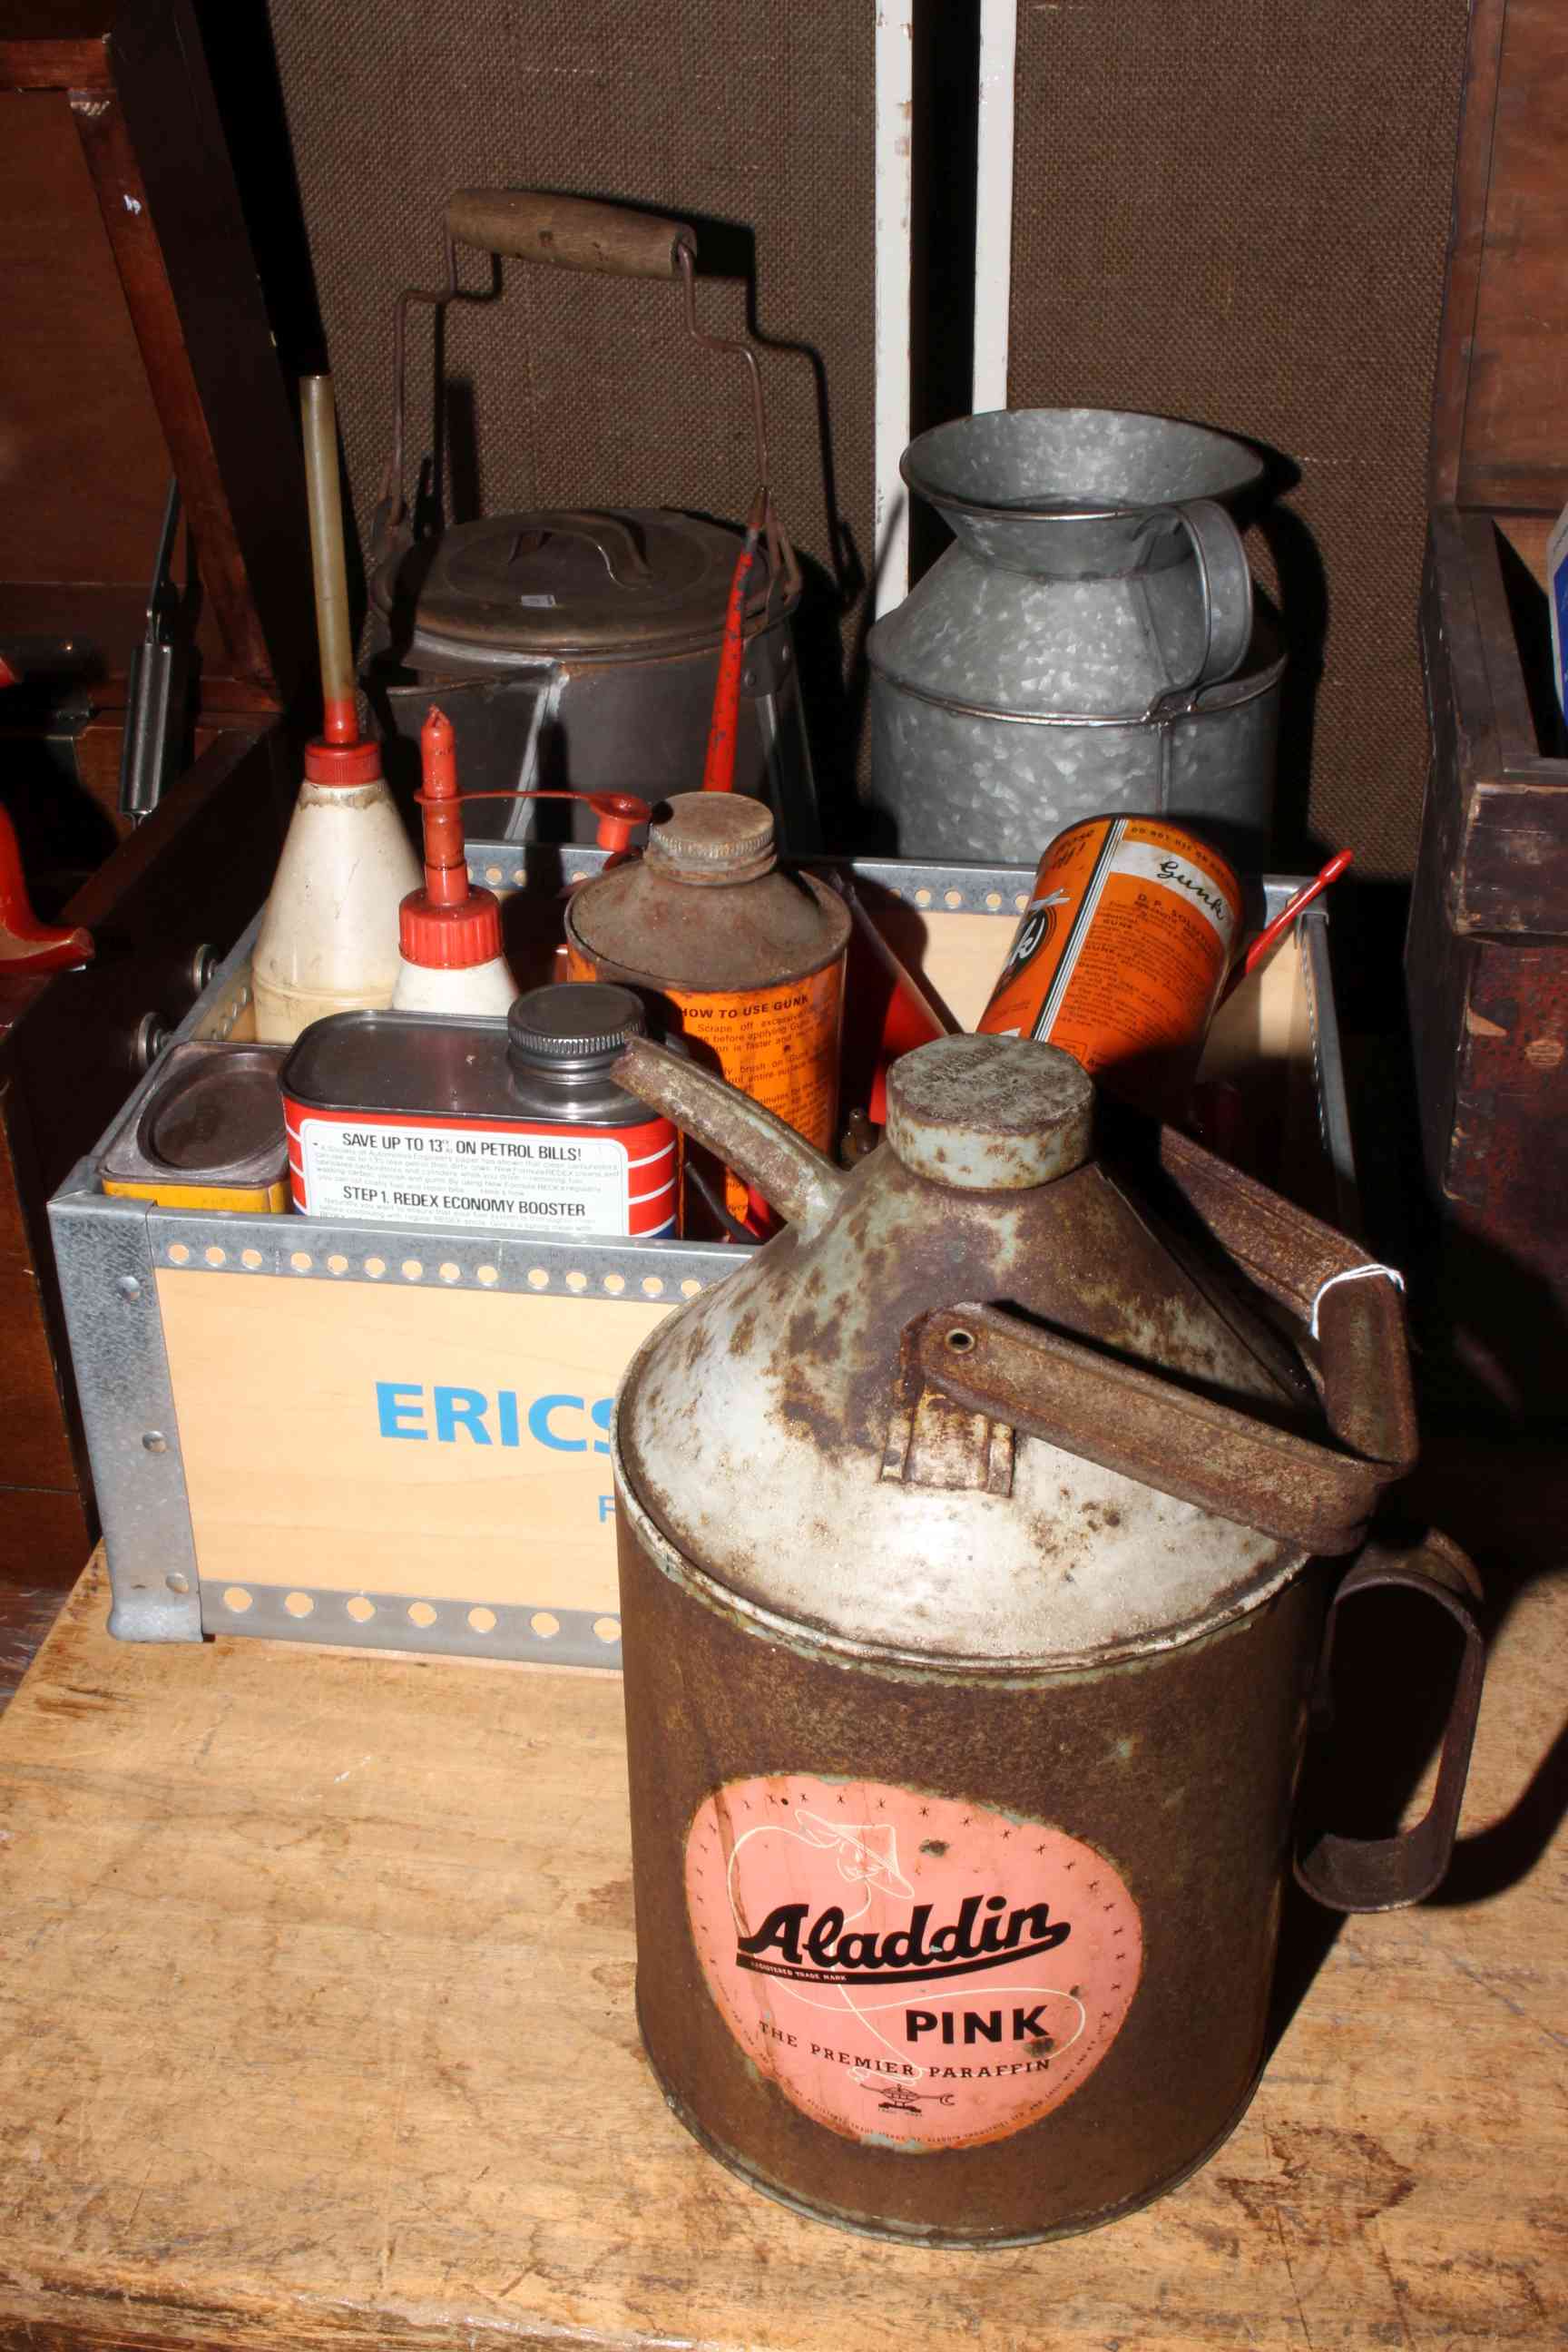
xmin=100 ymin=1042 xmax=290 ymax=1214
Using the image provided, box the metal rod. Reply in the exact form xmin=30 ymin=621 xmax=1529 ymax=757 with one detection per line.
xmin=300 ymin=377 xmax=358 ymax=743
xmin=973 ymin=0 xmax=1018 ymax=412
xmin=873 ymin=0 xmax=915 ymax=614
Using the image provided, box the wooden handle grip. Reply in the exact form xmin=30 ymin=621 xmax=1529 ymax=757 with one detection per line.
xmin=446 ymin=190 xmax=695 ymax=279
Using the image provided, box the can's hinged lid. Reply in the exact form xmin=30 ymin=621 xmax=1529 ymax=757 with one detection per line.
xmin=380 ymin=508 xmax=783 ymax=661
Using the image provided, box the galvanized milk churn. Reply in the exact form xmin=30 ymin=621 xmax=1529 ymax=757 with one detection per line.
xmin=607 ymin=1034 xmax=1484 ymax=2245
xmin=867 ymin=410 xmax=1287 ymax=866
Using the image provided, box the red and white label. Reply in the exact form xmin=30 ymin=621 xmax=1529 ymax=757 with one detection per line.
xmin=686 ymin=1774 xmax=1142 ymax=2152
xmin=284 ymin=1102 xmax=677 ymax=1236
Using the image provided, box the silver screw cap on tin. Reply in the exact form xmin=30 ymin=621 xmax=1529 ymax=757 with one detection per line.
xmin=644 ymin=791 xmax=777 ymax=884
xmin=885 ymin=1034 xmax=1093 ymax=1189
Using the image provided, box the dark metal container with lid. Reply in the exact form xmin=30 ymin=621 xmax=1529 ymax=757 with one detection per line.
xmin=564 ymin=794 xmax=849 ymax=1233
xmin=279 ymin=985 xmax=680 ymax=1238
xmin=361 ymin=190 xmax=816 ymax=851
xmin=99 ymin=1042 xmax=289 ymax=1213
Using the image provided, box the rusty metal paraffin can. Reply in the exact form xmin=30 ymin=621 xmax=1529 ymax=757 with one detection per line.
xmin=605 ymin=1034 xmax=1484 ymax=2246
xmin=979 ymin=815 xmax=1241 ymax=1113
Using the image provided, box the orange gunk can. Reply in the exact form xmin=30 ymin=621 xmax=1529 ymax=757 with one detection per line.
xmin=978 ymin=816 xmax=1242 ymax=1112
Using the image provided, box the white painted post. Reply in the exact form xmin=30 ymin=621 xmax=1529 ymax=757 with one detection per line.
xmin=874 ymin=0 xmax=915 ymax=615
xmin=973 ymin=0 xmax=1017 ymax=415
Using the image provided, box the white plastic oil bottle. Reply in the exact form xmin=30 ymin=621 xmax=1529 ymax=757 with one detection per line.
xmin=251 ymin=375 xmax=420 ymax=1044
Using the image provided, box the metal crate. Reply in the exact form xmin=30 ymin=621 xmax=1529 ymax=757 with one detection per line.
xmin=50 ymin=854 xmax=1353 ymax=1671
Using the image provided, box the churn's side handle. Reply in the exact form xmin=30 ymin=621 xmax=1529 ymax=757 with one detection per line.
xmin=1294 ymin=1530 xmax=1486 ymax=1913
xmin=1174 ymin=498 xmax=1253 ymax=688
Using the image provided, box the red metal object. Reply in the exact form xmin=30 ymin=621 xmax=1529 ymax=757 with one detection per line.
xmin=701 ymin=489 xmax=768 ymax=794
xmin=0 ymin=808 xmax=93 ymax=975
xmin=1242 ymin=848 xmax=1353 ymax=978
xmin=0 ymin=650 xmax=93 ymax=975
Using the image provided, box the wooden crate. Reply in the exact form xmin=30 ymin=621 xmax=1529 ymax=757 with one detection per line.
xmin=51 ymin=854 xmax=1352 ymax=1671
xmin=1407 ymin=0 xmax=1568 ymax=1410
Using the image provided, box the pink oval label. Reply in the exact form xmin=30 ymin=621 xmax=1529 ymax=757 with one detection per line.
xmin=686 ymin=1774 xmax=1142 ymax=2151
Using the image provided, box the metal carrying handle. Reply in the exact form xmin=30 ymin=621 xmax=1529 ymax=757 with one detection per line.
xmin=1152 ymin=497 xmax=1253 ymax=693
xmin=1294 ymin=1531 xmax=1485 ymax=1911
xmin=910 ymin=1297 xmax=1396 ymax=1559
xmin=446 ymin=189 xmax=695 ymax=279
xmin=376 ymin=189 xmax=796 ymax=603
xmin=905 ymin=1118 xmax=1421 ymax=1557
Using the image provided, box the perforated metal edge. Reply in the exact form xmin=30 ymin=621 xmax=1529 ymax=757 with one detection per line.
xmin=201 ymin=1580 xmax=622 ymax=1670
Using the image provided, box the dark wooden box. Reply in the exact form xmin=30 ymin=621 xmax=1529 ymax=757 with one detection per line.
xmin=1408 ymin=0 xmax=1568 ymax=1411
xmin=0 ymin=0 xmax=310 ymax=1579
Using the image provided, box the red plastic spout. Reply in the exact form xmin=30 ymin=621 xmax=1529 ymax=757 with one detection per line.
xmin=399 ymin=706 xmax=504 ymax=969
xmin=322 ymin=691 xmax=359 ymax=747
xmin=416 ymin=706 xmax=469 ymax=906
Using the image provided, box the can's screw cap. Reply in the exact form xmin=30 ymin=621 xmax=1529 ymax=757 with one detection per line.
xmin=886 ymin=1035 xmax=1093 ymax=1189
xmin=508 ymin=982 xmax=647 ymax=1064
xmin=646 ymin=791 xmax=775 ymax=882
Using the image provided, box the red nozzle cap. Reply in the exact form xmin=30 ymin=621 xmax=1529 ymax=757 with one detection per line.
xmin=586 ymin=792 xmax=651 ymax=853
xmin=304 ymin=736 xmax=382 ymax=786
xmin=400 ymin=704 xmax=504 ymax=968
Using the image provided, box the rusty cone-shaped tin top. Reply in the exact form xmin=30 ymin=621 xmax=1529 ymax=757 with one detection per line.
xmin=609 ymin=1032 xmax=1419 ymax=1670
xmin=565 ymin=790 xmax=848 ymax=992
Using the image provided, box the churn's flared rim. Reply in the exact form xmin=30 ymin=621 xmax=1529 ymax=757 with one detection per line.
xmin=902 ymin=407 xmax=1267 ymax=523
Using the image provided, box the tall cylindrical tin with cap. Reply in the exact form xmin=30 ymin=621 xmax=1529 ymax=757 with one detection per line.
xmin=563 ymin=793 xmax=848 ymax=1229
xmin=602 ymin=1032 xmax=1485 ymax=2245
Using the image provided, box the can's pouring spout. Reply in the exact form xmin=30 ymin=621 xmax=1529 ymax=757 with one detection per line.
xmin=612 ymin=1036 xmax=846 ymax=1236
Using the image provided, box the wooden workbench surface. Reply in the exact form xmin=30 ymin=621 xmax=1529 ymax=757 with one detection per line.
xmin=0 ymin=1553 xmax=1561 ymax=2351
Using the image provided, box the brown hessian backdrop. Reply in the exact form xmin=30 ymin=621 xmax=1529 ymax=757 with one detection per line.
xmin=260 ymin=1 xmax=1467 ymax=878
xmin=1007 ymin=0 xmax=1471 ymax=877
xmin=262 ymin=0 xmax=875 ymax=808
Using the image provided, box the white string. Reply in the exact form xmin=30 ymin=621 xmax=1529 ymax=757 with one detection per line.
xmin=1309 ymin=1261 xmax=1407 ymax=1339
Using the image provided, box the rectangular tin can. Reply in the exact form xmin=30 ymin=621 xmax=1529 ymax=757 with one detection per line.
xmin=49 ymin=851 xmax=1355 ymax=1671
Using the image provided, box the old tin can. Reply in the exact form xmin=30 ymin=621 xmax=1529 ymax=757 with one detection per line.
xmin=279 ymin=985 xmax=679 ymax=1237
xmin=99 ymin=1042 xmax=289 ymax=1213
xmin=564 ymin=793 xmax=848 ymax=1229
xmin=606 ymin=1034 xmax=1484 ymax=2245
xmin=979 ymin=815 xmax=1242 ymax=1112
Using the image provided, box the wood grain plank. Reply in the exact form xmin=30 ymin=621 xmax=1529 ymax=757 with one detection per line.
xmin=1428 ymin=0 xmax=1506 ymax=504
xmin=0 ymin=1553 xmax=1559 ymax=2351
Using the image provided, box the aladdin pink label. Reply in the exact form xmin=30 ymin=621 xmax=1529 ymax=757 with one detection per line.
xmin=686 ymin=1773 xmax=1142 ymax=2151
